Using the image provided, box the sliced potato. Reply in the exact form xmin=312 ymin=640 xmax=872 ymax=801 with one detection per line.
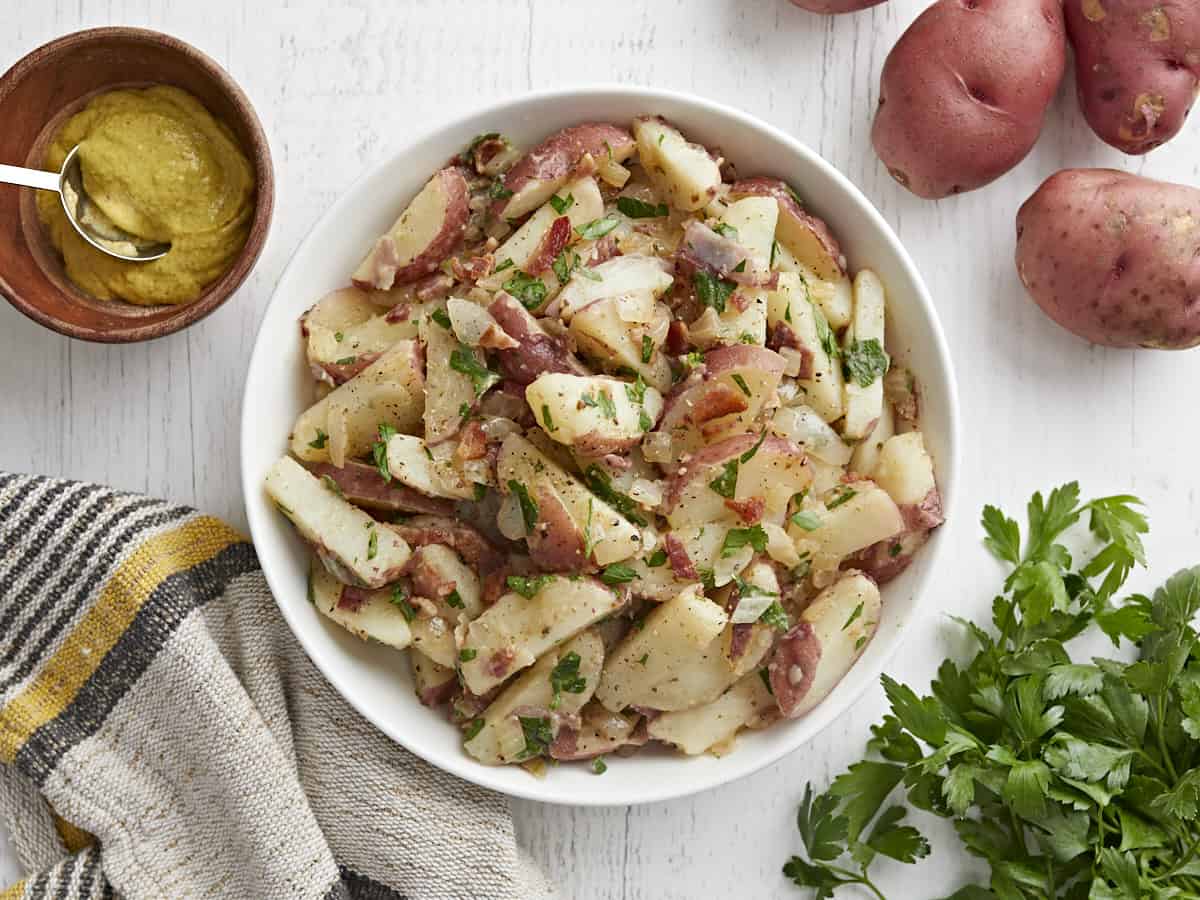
xmin=767 ymin=272 xmax=843 ymax=424
xmin=265 ymin=456 xmax=411 ymax=588
xmin=873 ymin=432 xmax=936 ymax=507
xmin=716 ymin=196 xmax=778 ymax=274
xmin=465 ymin=630 xmax=605 ymax=765
xmin=421 ymin=308 xmax=478 ymax=443
xmin=407 ymin=543 xmax=483 ymax=620
xmin=385 ymin=434 xmax=476 ymax=500
xmin=409 ymin=612 xmax=458 ymax=668
xmin=648 ymin=673 xmax=774 ymax=755
xmin=690 ymin=287 xmax=769 ymax=349
xmin=841 ymin=270 xmax=887 ymax=440
xmin=526 ymin=373 xmax=663 ymax=453
xmin=848 ymin=400 xmax=895 ymax=477
xmin=570 ymin=294 xmax=673 ymax=392
xmin=771 ymin=405 xmax=853 ymax=466
xmin=411 ymin=648 xmax=456 ymax=707
xmin=632 ymin=116 xmax=722 ymax=212
xmin=290 ymin=341 xmax=425 ymax=463
xmin=459 ymin=576 xmax=622 ymax=695
xmin=309 ymin=559 xmax=412 ymax=649
xmin=496 ymin=433 xmax=643 ymax=568
xmin=553 ymin=254 xmax=674 ymax=321
xmin=789 ymin=481 xmax=904 ymax=562
xmin=595 ymin=585 xmax=732 ymax=712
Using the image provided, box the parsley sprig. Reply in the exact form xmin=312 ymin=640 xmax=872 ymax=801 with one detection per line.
xmin=783 ymin=485 xmax=1195 ymax=900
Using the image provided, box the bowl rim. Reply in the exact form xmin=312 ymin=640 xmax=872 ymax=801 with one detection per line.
xmin=0 ymin=26 xmax=275 ymax=343
xmin=241 ymin=83 xmax=961 ymax=806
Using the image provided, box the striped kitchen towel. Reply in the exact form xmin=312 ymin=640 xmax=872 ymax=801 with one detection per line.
xmin=0 ymin=473 xmax=553 ymax=900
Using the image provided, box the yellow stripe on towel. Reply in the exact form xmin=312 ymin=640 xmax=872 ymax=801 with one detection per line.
xmin=0 ymin=880 xmax=26 ymax=900
xmin=0 ymin=516 xmax=244 ymax=763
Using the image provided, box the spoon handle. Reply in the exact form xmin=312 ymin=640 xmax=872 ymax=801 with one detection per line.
xmin=0 ymin=164 xmax=60 ymax=192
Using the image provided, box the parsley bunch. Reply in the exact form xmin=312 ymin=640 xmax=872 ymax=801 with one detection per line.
xmin=784 ymin=484 xmax=1200 ymax=899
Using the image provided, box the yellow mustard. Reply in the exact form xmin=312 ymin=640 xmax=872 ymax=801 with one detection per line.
xmin=38 ymin=85 xmax=255 ymax=306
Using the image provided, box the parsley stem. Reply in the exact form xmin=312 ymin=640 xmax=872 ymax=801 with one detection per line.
xmin=1157 ymin=695 xmax=1181 ymax=783
xmin=1156 ymin=831 xmax=1200 ymax=881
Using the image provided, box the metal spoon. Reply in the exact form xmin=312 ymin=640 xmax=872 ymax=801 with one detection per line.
xmin=0 ymin=145 xmax=170 ymax=262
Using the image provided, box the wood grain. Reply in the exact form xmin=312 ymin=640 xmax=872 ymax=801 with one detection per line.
xmin=4 ymin=1 xmax=1200 ymax=896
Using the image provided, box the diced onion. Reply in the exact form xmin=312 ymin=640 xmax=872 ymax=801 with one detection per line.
xmin=687 ymin=307 xmax=722 ymax=349
xmin=496 ymin=493 xmax=526 ymax=541
xmin=712 ymin=544 xmax=753 ymax=588
xmin=481 ymin=416 xmax=521 ymax=440
xmin=597 ymin=157 xmax=631 ymax=188
xmin=629 ymin=478 xmax=663 ymax=509
xmin=762 ymin=522 xmax=801 ymax=568
xmin=777 ymin=347 xmax=807 ymax=378
xmin=615 ymin=292 xmax=656 ymax=324
xmin=641 ymin=432 xmax=673 ymax=463
xmin=730 ymin=591 xmax=774 ymax=625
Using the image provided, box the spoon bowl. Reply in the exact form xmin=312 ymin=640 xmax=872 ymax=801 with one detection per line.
xmin=0 ymin=144 xmax=170 ymax=262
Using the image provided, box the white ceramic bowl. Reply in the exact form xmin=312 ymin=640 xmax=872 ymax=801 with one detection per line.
xmin=242 ymin=86 xmax=960 ymax=806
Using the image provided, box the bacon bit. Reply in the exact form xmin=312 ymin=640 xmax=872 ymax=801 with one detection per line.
xmin=526 ymin=215 xmax=573 ymax=275
xmin=690 ymin=382 xmax=749 ymax=426
xmin=408 ymin=552 xmax=456 ymax=599
xmin=664 ymin=533 xmax=698 ymax=581
xmin=728 ymin=623 xmax=753 ymax=660
xmin=384 ymin=303 xmax=413 ymax=323
xmin=550 ymin=727 xmax=579 ymax=760
xmin=337 ymin=586 xmax=372 ymax=613
xmin=479 ymin=323 xmax=520 ymax=351
xmin=454 ymin=420 xmax=488 ymax=463
xmin=482 ymin=569 xmax=511 ymax=608
xmin=729 ymin=291 xmax=749 ymax=313
xmin=415 ymin=272 xmax=455 ymax=302
xmin=724 ymin=496 xmax=765 ymax=525
xmin=573 ymin=431 xmax=637 ymax=456
xmin=589 ymin=235 xmax=619 ymax=266
xmin=487 ymin=647 xmax=516 ymax=678
xmin=451 ymin=253 xmax=495 ymax=283
xmin=319 ymin=352 xmax=381 ymax=385
xmin=666 ymin=319 xmax=691 ymax=356
xmin=390 ymin=518 xmax=505 ymax=573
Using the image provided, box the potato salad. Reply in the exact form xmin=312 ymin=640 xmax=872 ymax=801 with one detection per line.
xmin=264 ymin=116 xmax=944 ymax=770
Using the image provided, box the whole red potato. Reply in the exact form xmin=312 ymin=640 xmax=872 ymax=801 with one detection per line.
xmin=1016 ymin=169 xmax=1200 ymax=349
xmin=872 ymin=0 xmax=1067 ymax=199
xmin=789 ymin=0 xmax=886 ymax=12
xmin=1066 ymin=0 xmax=1200 ymax=155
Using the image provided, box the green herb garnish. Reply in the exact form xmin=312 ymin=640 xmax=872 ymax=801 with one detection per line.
xmin=308 ymin=429 xmax=328 ymax=450
xmin=575 ymin=217 xmax=621 ymax=240
xmin=506 ymin=574 xmax=554 ymax=599
xmin=721 ymin=525 xmax=768 ymax=558
xmin=549 ymin=651 xmax=588 ymax=709
xmin=517 ymin=716 xmax=553 ymax=759
xmin=600 ymin=563 xmax=638 ymax=586
xmin=450 ymin=345 xmax=501 ymax=396
xmin=693 ymin=270 xmax=736 ymax=314
xmin=502 ymin=270 xmax=548 ymax=311
xmin=549 ymin=192 xmax=574 ymax=214
xmin=507 ymin=480 xmax=538 ymax=533
xmin=617 ymin=196 xmax=669 ymax=218
xmin=843 ymin=338 xmax=891 ymax=388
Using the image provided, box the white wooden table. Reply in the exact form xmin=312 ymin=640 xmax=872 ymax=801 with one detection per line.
xmin=4 ymin=2 xmax=1200 ymax=896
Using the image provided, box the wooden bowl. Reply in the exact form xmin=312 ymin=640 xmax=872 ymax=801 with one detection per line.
xmin=0 ymin=27 xmax=274 ymax=342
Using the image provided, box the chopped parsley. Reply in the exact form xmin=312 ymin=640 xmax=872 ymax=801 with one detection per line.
xmin=790 ymin=510 xmax=822 ymax=532
xmin=517 ymin=716 xmax=553 ymax=759
xmin=637 ymin=652 xmax=650 ymax=666
xmin=638 ymin=409 xmax=653 ymax=432
xmin=625 ymin=375 xmax=647 ymax=405
xmin=548 ymin=192 xmax=574 ymax=214
xmin=582 ymin=466 xmax=647 ymax=526
xmin=367 ymin=527 xmax=378 ymax=560
xmin=740 ymin=430 xmax=767 ymax=463
xmin=693 ymin=270 xmax=736 ymax=314
xmin=335 ymin=355 xmax=357 ymax=366
xmin=758 ymin=601 xmax=790 ymax=631
xmin=616 ymin=196 xmax=669 ymax=219
xmin=888 ymin=542 xmax=903 ymax=558
xmin=812 ymin=303 xmax=840 ymax=359
xmin=549 ymin=651 xmax=588 ymax=709
xmin=390 ymin=585 xmax=416 ymax=622
xmin=462 ymin=718 xmax=485 ymax=741
xmin=507 ymin=480 xmax=539 ymax=533
xmin=841 ymin=601 xmax=865 ymax=631
xmin=320 ymin=474 xmax=344 ymax=498
xmin=446 ymin=589 xmax=465 ymax=609
xmin=842 ymin=338 xmax=891 ymax=388
xmin=595 ymin=389 xmax=617 ymax=420
xmin=712 ymin=222 xmax=739 ymax=240
xmin=641 ymin=335 xmax=654 ymax=364
xmin=506 ymin=574 xmax=555 ymax=599
xmin=721 ymin=524 xmax=769 ymax=558
xmin=827 ymin=486 xmax=858 ymax=510
xmin=600 ymin=563 xmax=638 ymax=585
xmin=770 ymin=239 xmax=779 ymax=268
xmin=731 ymin=373 xmax=752 ymax=397
xmin=487 ymin=179 xmax=513 ymax=201
xmin=371 ymin=423 xmax=398 ymax=482
xmin=494 ymin=257 xmax=515 ymax=273
xmin=709 ymin=460 xmax=739 ymax=499
xmin=307 ymin=429 xmax=328 ymax=450
xmin=734 ymin=575 xmax=779 ymax=599
xmin=591 ymin=757 xmax=608 ymax=775
xmin=502 ymin=270 xmax=548 ymax=311
xmin=429 ymin=307 xmax=452 ymax=330
xmin=459 ymin=647 xmax=477 ymax=662
xmin=473 ymin=483 xmax=487 ymax=501
xmin=334 ymin=331 xmax=344 ymax=343
xmin=552 ymin=248 xmax=580 ymax=284
xmin=583 ymin=498 xmax=595 ymax=559
xmin=541 ymin=404 xmax=558 ymax=433
xmin=646 ymin=548 xmax=668 ymax=567
xmin=450 ymin=345 xmax=501 ymax=395
xmin=465 ymin=131 xmax=500 ymax=155
xmin=575 ymin=217 xmax=621 ymax=240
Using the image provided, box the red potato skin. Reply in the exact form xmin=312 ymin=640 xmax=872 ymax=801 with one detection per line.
xmin=1015 ymin=168 xmax=1200 ymax=349
xmin=1066 ymin=0 xmax=1200 ymax=155
xmin=352 ymin=167 xmax=470 ymax=290
xmin=491 ymin=123 xmax=636 ymax=221
xmin=729 ymin=178 xmax=847 ymax=279
xmin=789 ymin=0 xmax=886 ymax=11
xmin=871 ymin=0 xmax=1067 ymax=199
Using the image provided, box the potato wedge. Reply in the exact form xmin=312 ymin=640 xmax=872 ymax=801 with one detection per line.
xmin=552 ymin=254 xmax=675 ymax=321
xmin=633 ymin=116 xmax=722 ymax=212
xmin=290 ymin=341 xmax=424 ymax=463
xmin=526 ymin=373 xmax=664 ymax=454
xmin=769 ymin=571 xmax=880 ymax=718
xmin=464 ymin=629 xmax=605 ymax=765
xmin=647 ymin=673 xmax=774 ymax=755
xmin=841 ymin=270 xmax=888 ymax=440
xmin=459 ymin=576 xmax=621 ymax=695
xmin=411 ymin=648 xmax=456 ymax=707
xmin=309 ymin=559 xmax=412 ymax=649
xmin=716 ymin=196 xmax=778 ymax=275
xmin=874 ymin=432 xmax=944 ymax=531
xmin=352 ymin=166 xmax=470 ymax=290
xmin=789 ymin=481 xmax=904 ymax=562
xmin=848 ymin=400 xmax=895 ymax=477
xmin=767 ymin=272 xmax=844 ymax=423
xmin=265 ymin=456 xmax=411 ymax=588
xmin=569 ymin=293 xmax=673 ymax=393
xmin=496 ymin=433 xmax=643 ymax=568
xmin=420 ymin=307 xmax=480 ymax=443
xmin=385 ymin=433 xmax=477 ymax=500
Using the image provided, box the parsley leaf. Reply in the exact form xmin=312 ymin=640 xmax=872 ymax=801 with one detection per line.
xmin=506 ymin=574 xmax=554 ymax=599
xmin=429 ymin=307 xmax=452 ymax=330
xmin=371 ymin=423 xmax=397 ymax=482
xmin=307 ymin=429 xmax=328 ymax=450
xmin=616 ymin=196 xmax=668 ymax=218
xmin=575 ymin=217 xmax=621 ymax=240
xmin=549 ymin=651 xmax=587 ymax=709
xmin=641 ymin=334 xmax=654 ymax=364
xmin=842 ymin=338 xmax=891 ymax=388
xmin=721 ymin=524 xmax=768 ymax=558
xmin=600 ymin=563 xmax=638 ymax=586
xmin=548 ymin=192 xmax=574 ymax=214
xmin=582 ymin=466 xmax=647 ymax=526
xmin=507 ymin=480 xmax=538 ymax=533
xmin=517 ymin=716 xmax=553 ymax=759
xmin=709 ymin=461 xmax=739 ymax=499
xmin=693 ymin=270 xmax=736 ymax=314
xmin=450 ymin=345 xmax=500 ymax=395
xmin=503 ymin=270 xmax=548 ymax=311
